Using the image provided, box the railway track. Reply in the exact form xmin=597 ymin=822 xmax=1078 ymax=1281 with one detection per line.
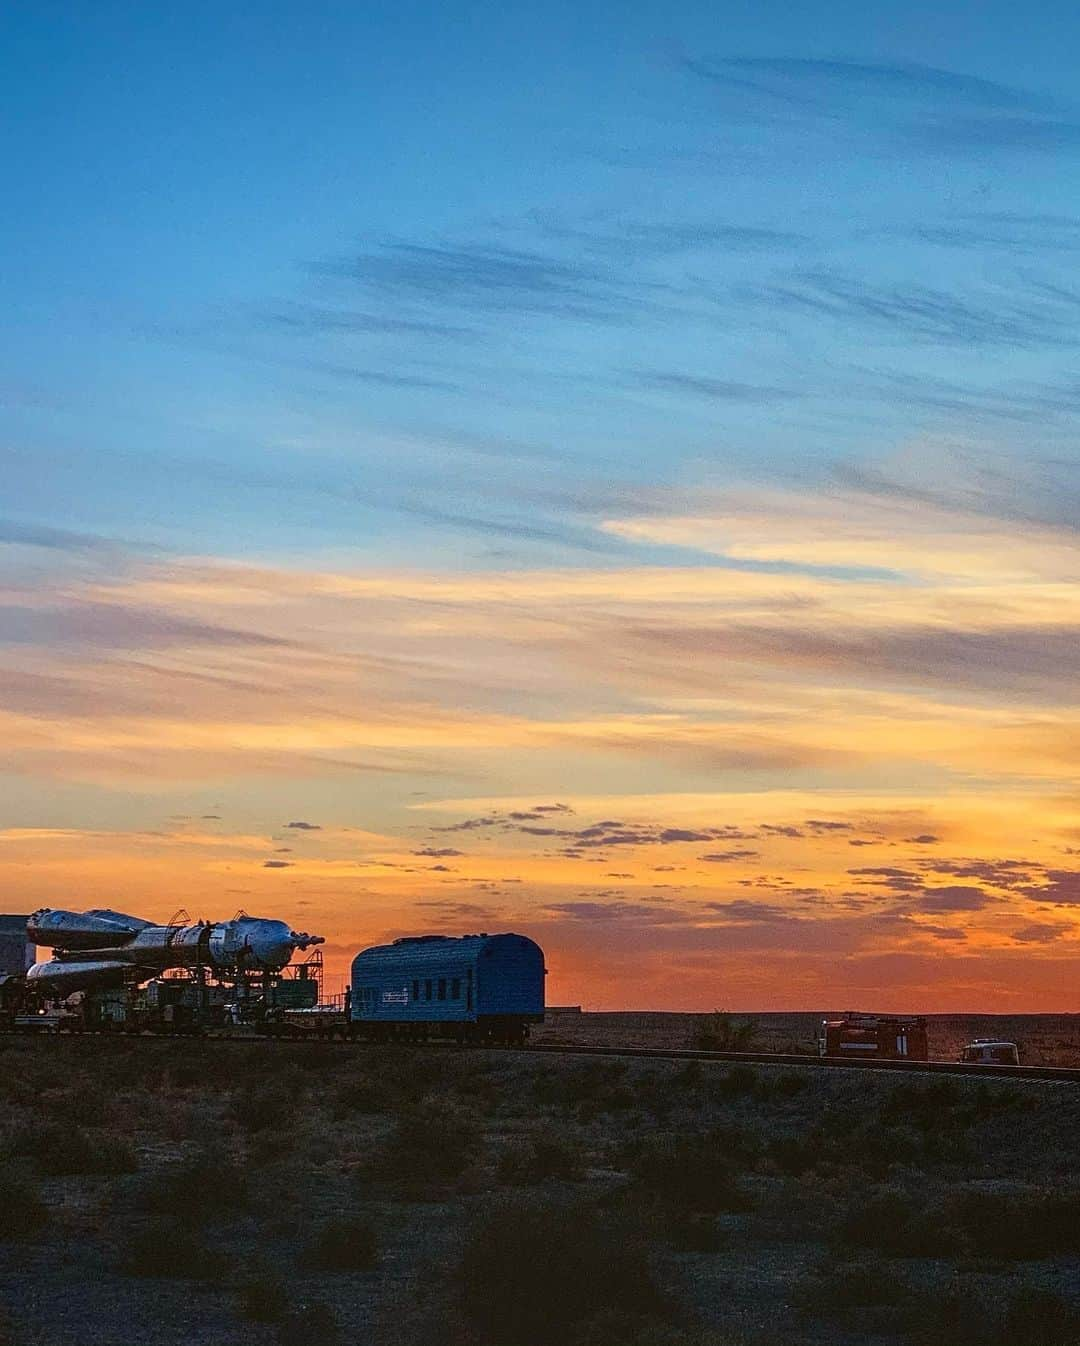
xmin=4 ymin=1026 xmax=1080 ymax=1081
xmin=524 ymin=1043 xmax=1080 ymax=1082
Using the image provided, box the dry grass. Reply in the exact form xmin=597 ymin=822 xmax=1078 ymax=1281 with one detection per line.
xmin=0 ymin=1037 xmax=1078 ymax=1345
xmin=536 ymin=1008 xmax=1080 ymax=1066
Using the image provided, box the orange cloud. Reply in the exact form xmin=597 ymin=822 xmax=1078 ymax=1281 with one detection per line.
xmin=3 ymin=476 xmax=1078 ymax=1008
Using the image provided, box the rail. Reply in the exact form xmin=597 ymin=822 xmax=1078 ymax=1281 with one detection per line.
xmin=2 ymin=1026 xmax=1080 ymax=1081
xmin=522 ymin=1043 xmax=1080 ymax=1082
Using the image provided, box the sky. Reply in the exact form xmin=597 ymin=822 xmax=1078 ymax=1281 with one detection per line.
xmin=2 ymin=1 xmax=1080 ymax=1009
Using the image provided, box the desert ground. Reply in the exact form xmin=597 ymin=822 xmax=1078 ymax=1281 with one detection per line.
xmin=2 ymin=1034 xmax=1080 ymax=1346
xmin=535 ymin=1010 xmax=1080 ymax=1066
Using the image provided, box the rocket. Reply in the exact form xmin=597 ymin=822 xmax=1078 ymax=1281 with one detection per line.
xmin=26 ymin=908 xmax=324 ymax=993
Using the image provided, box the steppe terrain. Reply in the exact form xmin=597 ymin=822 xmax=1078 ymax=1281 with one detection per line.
xmin=536 ymin=1010 xmax=1080 ymax=1066
xmin=3 ymin=1036 xmax=1080 ymax=1345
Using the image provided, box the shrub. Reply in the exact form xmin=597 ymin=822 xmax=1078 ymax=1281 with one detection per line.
xmin=841 ymin=1186 xmax=1080 ymax=1263
xmin=662 ymin=1210 xmax=728 ymax=1253
xmin=0 ymin=1167 xmax=48 ymax=1239
xmin=795 ymin=1257 xmax=909 ymax=1318
xmin=120 ymin=1218 xmax=222 ymax=1279
xmin=881 ymin=1080 xmax=1031 ymax=1135
xmin=37 ymin=1079 xmax=114 ymax=1128
xmin=693 ymin=1012 xmax=758 ymax=1053
xmin=457 ymin=1199 xmax=672 ymax=1346
xmin=947 ymin=1188 xmax=1080 ymax=1261
xmin=230 ymin=1081 xmax=299 ymax=1134
xmin=630 ymin=1072 xmax=676 ymax=1123
xmin=999 ymin=1289 xmax=1080 ymax=1346
xmin=7 ymin=1120 xmax=137 ymax=1176
xmin=713 ymin=1066 xmax=759 ymax=1100
xmin=277 ymin=1301 xmax=342 ymax=1346
xmin=497 ymin=1134 xmax=584 ymax=1185
xmin=771 ymin=1072 xmax=809 ymax=1098
xmin=298 ymin=1216 xmax=379 ymax=1272
xmin=569 ymin=1308 xmax=727 ymax=1346
xmin=671 ymin=1063 xmax=703 ymax=1092
xmin=836 ymin=1188 xmax=959 ymax=1258
xmin=632 ymin=1134 xmax=751 ymax=1214
xmin=917 ymin=1285 xmax=1080 ymax=1346
xmin=329 ymin=1074 xmax=386 ymax=1118
xmin=135 ymin=1146 xmax=247 ymax=1219
xmin=533 ymin=1062 xmax=635 ymax=1118
xmin=238 ymin=1269 xmax=290 ymax=1322
xmin=378 ymin=1108 xmax=480 ymax=1194
xmin=768 ymin=1135 xmax=822 ymax=1177
xmin=881 ymin=1079 xmax=962 ymax=1123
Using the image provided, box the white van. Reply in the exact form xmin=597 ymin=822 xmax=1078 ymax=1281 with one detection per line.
xmin=960 ymin=1039 xmax=1020 ymax=1065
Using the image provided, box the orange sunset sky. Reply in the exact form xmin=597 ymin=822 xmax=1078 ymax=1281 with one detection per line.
xmin=4 ymin=468 xmax=1079 ymax=1009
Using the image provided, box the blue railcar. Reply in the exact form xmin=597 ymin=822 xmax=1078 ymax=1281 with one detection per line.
xmin=350 ymin=933 xmax=545 ymax=1044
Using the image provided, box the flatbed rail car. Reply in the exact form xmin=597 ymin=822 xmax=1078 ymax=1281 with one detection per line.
xmin=351 ymin=933 xmax=545 ymax=1044
xmin=266 ymin=1005 xmax=352 ymax=1038
xmin=819 ymin=1012 xmax=929 ymax=1062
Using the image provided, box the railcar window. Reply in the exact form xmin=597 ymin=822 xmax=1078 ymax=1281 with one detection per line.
xmin=425 ymin=978 xmax=432 ymax=1001
xmin=452 ymin=977 xmax=460 ymax=1000
xmin=412 ymin=979 xmax=420 ymax=1001
xmin=438 ymin=978 xmax=446 ymax=1000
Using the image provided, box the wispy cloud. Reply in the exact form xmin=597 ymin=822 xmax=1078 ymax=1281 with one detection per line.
xmin=0 ymin=520 xmax=138 ymax=557
xmin=683 ymin=55 xmax=1080 ymax=159
xmin=0 ymin=601 xmax=293 ymax=652
xmin=524 ymin=210 xmax=810 ymax=257
xmin=630 ymin=371 xmax=800 ymax=402
xmin=685 ymin=57 xmax=1040 ymax=113
xmin=735 ymin=269 xmax=1080 ymax=348
xmin=317 ymin=239 xmax=653 ymax=325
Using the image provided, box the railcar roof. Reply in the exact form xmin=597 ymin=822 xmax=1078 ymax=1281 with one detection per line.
xmin=351 ymin=931 xmax=540 ymax=967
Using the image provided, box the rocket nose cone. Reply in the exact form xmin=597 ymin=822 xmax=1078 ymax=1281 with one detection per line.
xmin=241 ymin=919 xmax=298 ymax=971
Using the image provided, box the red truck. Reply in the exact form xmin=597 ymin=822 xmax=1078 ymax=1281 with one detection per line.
xmin=818 ymin=1012 xmax=929 ymax=1062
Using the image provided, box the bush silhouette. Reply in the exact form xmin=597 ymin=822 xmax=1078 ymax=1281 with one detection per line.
xmin=276 ymin=1300 xmax=342 ymax=1346
xmin=0 ymin=1167 xmax=47 ymax=1240
xmin=632 ymin=1133 xmax=751 ymax=1213
xmin=497 ymin=1133 xmax=584 ymax=1185
xmin=379 ymin=1108 xmax=480 ymax=1193
xmin=7 ymin=1120 xmax=136 ymax=1176
xmin=457 ymin=1199 xmax=671 ymax=1346
xmin=135 ymin=1147 xmax=247 ymax=1219
xmin=298 ymin=1216 xmax=378 ymax=1272
xmin=693 ymin=1012 xmax=758 ymax=1052
xmin=120 ymin=1219 xmax=222 ymax=1279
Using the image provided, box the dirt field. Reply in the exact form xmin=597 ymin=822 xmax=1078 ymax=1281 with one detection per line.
xmin=3 ymin=1036 xmax=1080 ymax=1345
xmin=535 ymin=1010 xmax=1080 ymax=1066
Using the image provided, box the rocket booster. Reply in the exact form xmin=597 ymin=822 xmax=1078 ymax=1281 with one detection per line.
xmin=26 ymin=908 xmax=324 ymax=992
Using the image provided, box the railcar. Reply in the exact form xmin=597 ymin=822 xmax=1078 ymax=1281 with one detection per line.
xmin=350 ymin=933 xmax=545 ymax=1044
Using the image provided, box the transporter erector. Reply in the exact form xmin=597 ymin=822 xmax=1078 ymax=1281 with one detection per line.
xmin=27 ymin=907 xmax=324 ymax=992
xmin=13 ymin=908 xmax=325 ymax=1031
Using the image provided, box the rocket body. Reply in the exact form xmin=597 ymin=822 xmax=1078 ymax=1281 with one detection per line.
xmin=25 ymin=908 xmax=323 ymax=992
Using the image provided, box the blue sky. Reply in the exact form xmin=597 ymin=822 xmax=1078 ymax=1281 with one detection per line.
xmin=6 ymin=0 xmax=1080 ymax=563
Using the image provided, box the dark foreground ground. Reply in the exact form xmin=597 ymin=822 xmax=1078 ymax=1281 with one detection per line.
xmin=535 ymin=1010 xmax=1080 ymax=1065
xmin=2 ymin=1038 xmax=1080 ymax=1346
